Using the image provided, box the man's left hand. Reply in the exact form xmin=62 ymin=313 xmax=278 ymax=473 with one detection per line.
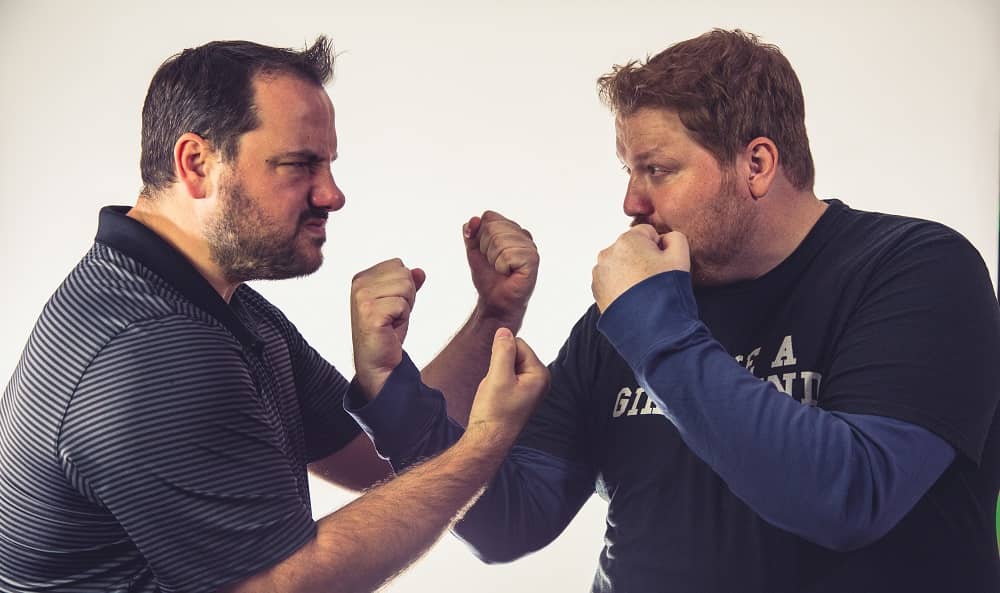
xmin=464 ymin=211 xmax=539 ymax=328
xmin=592 ymin=225 xmax=690 ymax=313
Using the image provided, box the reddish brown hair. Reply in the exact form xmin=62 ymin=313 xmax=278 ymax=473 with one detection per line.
xmin=598 ymin=29 xmax=814 ymax=190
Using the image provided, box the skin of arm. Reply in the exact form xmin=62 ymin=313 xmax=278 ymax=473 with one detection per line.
xmin=306 ymin=434 xmax=392 ymax=492
xmin=222 ymin=328 xmax=549 ymax=593
xmin=419 ymin=211 xmax=539 ymax=426
xmin=308 ymin=210 xmax=538 ymax=491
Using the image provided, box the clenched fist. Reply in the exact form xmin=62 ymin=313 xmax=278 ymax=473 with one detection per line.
xmin=466 ymin=327 xmax=550 ymax=446
xmin=351 ymin=258 xmax=426 ymax=399
xmin=464 ymin=211 xmax=539 ymax=328
xmin=592 ymin=226 xmax=690 ymax=313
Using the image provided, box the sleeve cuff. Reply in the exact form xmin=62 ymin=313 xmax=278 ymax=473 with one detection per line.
xmin=344 ymin=351 xmax=448 ymax=461
xmin=596 ymin=270 xmax=702 ymax=367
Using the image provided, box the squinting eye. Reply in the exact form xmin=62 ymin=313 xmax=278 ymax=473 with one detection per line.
xmin=648 ymin=166 xmax=671 ymax=176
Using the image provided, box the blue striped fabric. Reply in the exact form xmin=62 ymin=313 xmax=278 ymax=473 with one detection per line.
xmin=0 ymin=206 xmax=361 ymax=593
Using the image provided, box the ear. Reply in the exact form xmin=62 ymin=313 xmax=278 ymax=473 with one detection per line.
xmin=744 ymin=137 xmax=779 ymax=200
xmin=172 ymin=132 xmax=218 ymax=199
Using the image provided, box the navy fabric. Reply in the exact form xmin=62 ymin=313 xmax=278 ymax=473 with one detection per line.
xmin=356 ymin=200 xmax=1000 ymax=592
xmin=597 ymin=270 xmax=956 ymax=550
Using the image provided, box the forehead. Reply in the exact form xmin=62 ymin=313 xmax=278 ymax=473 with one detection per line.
xmin=243 ymin=73 xmax=337 ymax=157
xmin=615 ymin=107 xmax=696 ymax=160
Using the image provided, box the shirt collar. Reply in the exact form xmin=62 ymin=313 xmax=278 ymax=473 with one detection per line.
xmin=94 ymin=205 xmax=260 ymax=350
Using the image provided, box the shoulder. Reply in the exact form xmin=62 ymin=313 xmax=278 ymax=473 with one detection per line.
xmin=812 ymin=202 xmax=990 ymax=295
xmin=62 ymin=315 xmax=257 ymax=451
xmin=827 ymin=202 xmax=979 ymax=263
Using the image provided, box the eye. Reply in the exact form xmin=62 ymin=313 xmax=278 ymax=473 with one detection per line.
xmin=647 ymin=165 xmax=671 ymax=176
xmin=620 ymin=164 xmax=631 ymax=175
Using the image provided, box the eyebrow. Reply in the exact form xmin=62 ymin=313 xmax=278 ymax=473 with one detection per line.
xmin=631 ymin=148 xmax=668 ymax=163
xmin=266 ymin=150 xmax=338 ymax=165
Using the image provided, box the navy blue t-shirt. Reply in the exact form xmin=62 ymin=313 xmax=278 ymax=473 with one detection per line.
xmin=513 ymin=200 xmax=1000 ymax=592
xmin=350 ymin=200 xmax=1000 ymax=592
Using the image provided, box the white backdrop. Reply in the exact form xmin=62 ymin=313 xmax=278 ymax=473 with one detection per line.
xmin=1 ymin=1 xmax=997 ymax=591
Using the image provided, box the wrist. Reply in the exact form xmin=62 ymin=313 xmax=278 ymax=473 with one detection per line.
xmin=355 ymin=368 xmax=393 ymax=400
xmin=459 ymin=419 xmax=518 ymax=456
xmin=470 ymin=300 xmax=527 ymax=335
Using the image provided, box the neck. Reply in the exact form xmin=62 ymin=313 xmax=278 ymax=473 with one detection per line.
xmin=128 ymin=195 xmax=241 ymax=302
xmin=744 ymin=189 xmax=827 ymax=281
xmin=697 ymin=188 xmax=826 ymax=287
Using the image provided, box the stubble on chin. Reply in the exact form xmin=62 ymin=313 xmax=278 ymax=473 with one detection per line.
xmin=206 ymin=182 xmax=325 ymax=283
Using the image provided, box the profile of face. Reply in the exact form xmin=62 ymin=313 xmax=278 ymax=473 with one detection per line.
xmin=616 ymin=108 xmax=756 ymax=285
xmin=206 ymin=74 xmax=345 ymax=283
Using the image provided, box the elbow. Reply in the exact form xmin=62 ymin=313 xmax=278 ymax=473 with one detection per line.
xmin=809 ymin=524 xmax=887 ymax=552
xmin=452 ymin=527 xmax=539 ymax=564
xmin=472 ymin=545 xmax=530 ymax=565
xmin=796 ymin=500 xmax=898 ymax=552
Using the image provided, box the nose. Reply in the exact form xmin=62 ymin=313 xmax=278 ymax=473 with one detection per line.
xmin=310 ymin=166 xmax=346 ymax=212
xmin=622 ymin=178 xmax=652 ymax=217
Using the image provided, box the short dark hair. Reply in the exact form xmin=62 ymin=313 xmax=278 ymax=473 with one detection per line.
xmin=597 ymin=29 xmax=814 ymax=190
xmin=140 ymin=37 xmax=334 ymax=195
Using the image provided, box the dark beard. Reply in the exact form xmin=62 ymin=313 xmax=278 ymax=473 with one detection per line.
xmin=206 ymin=180 xmax=328 ymax=283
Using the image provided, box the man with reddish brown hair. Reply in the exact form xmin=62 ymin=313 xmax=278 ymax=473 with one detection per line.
xmin=352 ymin=29 xmax=1000 ymax=591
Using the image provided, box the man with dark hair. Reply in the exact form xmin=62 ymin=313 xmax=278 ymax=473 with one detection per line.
xmin=0 ymin=37 xmax=547 ymax=592
xmin=351 ymin=29 xmax=1000 ymax=591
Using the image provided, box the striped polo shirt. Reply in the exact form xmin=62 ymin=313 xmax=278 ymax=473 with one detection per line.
xmin=0 ymin=206 xmax=362 ymax=593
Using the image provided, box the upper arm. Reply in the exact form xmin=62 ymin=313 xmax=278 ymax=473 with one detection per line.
xmin=308 ymin=433 xmax=392 ymax=492
xmin=822 ymin=226 xmax=1000 ymax=464
xmin=61 ymin=318 xmax=316 ymax=593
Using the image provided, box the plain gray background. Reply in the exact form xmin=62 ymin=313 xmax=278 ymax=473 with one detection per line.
xmin=2 ymin=1 xmax=998 ymax=591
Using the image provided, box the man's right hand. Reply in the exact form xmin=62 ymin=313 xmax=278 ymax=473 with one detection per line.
xmin=350 ymin=259 xmax=426 ymax=399
xmin=465 ymin=328 xmax=549 ymax=447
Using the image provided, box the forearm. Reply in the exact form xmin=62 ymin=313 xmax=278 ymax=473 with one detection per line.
xmin=421 ymin=305 xmax=524 ymax=426
xmin=227 ymin=425 xmax=511 ymax=593
xmin=453 ymin=445 xmax=594 ymax=562
xmin=599 ymin=271 xmax=953 ymax=550
xmin=351 ymin=355 xmax=591 ymax=563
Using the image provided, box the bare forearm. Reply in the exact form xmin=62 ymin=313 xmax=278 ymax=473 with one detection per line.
xmin=230 ymin=425 xmax=511 ymax=593
xmin=421 ymin=306 xmax=524 ymax=426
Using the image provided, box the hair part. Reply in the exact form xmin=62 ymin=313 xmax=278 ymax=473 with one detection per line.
xmin=139 ymin=36 xmax=334 ymax=196
xmin=598 ymin=29 xmax=815 ymax=190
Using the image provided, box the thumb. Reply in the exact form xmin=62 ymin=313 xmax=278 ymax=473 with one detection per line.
xmin=463 ymin=216 xmax=482 ymax=248
xmin=411 ymin=267 xmax=427 ymax=292
xmin=485 ymin=327 xmax=516 ymax=381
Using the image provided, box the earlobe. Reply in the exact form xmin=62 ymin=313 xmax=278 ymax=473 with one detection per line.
xmin=746 ymin=137 xmax=778 ymax=200
xmin=173 ymin=133 xmax=214 ymax=199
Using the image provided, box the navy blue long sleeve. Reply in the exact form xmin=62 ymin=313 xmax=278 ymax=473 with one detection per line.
xmin=596 ymin=270 xmax=955 ymax=551
xmin=345 ymin=353 xmax=593 ymax=561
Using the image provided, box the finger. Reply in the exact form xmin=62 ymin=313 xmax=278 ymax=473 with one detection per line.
xmin=482 ymin=226 xmax=531 ymax=263
xmin=359 ymin=295 xmax=412 ymax=327
xmin=352 ymin=257 xmax=409 ymax=287
xmin=479 ymin=219 xmax=526 ymax=260
xmin=659 ymin=230 xmax=689 ymax=250
xmin=486 ymin=233 xmax=537 ymax=273
xmin=485 ymin=327 xmax=516 ymax=381
xmin=627 ymin=224 xmax=660 ymax=243
xmin=491 ymin=246 xmax=538 ymax=277
xmin=513 ymin=337 xmax=545 ymax=376
xmin=355 ymin=276 xmax=418 ymax=306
